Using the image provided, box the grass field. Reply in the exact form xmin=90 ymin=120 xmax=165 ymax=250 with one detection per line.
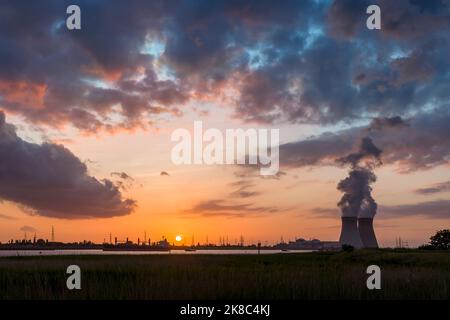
xmin=0 ymin=250 xmax=449 ymax=300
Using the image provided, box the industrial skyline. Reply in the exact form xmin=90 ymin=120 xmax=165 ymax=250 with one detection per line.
xmin=7 ymin=224 xmax=415 ymax=249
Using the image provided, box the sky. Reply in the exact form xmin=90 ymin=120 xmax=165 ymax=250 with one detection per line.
xmin=1 ymin=0 xmax=450 ymax=247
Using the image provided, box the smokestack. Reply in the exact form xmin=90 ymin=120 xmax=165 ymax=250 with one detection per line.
xmin=339 ymin=217 xmax=363 ymax=248
xmin=358 ymin=218 xmax=378 ymax=248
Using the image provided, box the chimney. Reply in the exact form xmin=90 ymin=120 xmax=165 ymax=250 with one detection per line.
xmin=358 ymin=218 xmax=378 ymax=248
xmin=339 ymin=217 xmax=363 ymax=248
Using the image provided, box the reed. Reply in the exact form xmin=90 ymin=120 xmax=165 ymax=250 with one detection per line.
xmin=0 ymin=250 xmax=449 ymax=300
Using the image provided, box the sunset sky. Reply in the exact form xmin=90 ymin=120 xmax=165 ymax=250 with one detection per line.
xmin=1 ymin=0 xmax=450 ymax=247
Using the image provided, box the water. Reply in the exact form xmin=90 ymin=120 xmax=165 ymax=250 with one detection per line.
xmin=0 ymin=249 xmax=313 ymax=257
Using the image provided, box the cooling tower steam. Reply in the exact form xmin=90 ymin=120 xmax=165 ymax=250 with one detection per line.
xmin=337 ymin=137 xmax=381 ymax=218
xmin=337 ymin=168 xmax=377 ymax=218
xmin=337 ymin=137 xmax=382 ymax=248
xmin=337 ymin=137 xmax=382 ymax=169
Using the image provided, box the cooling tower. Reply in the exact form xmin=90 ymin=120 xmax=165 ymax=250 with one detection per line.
xmin=339 ymin=217 xmax=363 ymax=248
xmin=358 ymin=218 xmax=378 ymax=248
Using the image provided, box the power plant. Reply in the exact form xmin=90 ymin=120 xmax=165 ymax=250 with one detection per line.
xmin=339 ymin=217 xmax=363 ymax=248
xmin=337 ymin=137 xmax=382 ymax=249
xmin=358 ymin=217 xmax=378 ymax=248
xmin=339 ymin=216 xmax=378 ymax=248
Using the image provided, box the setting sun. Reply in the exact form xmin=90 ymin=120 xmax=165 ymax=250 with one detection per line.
xmin=175 ymin=235 xmax=182 ymax=242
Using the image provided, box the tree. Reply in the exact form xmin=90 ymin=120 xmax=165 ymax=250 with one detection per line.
xmin=429 ymin=229 xmax=450 ymax=250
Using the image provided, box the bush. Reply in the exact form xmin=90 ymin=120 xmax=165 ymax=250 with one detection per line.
xmin=418 ymin=244 xmax=435 ymax=250
xmin=341 ymin=244 xmax=354 ymax=252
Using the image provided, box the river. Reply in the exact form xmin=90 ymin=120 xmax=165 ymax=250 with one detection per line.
xmin=0 ymin=249 xmax=314 ymax=257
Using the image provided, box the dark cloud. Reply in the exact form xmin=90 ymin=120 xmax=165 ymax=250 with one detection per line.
xmin=336 ymin=137 xmax=382 ymax=168
xmin=390 ymin=48 xmax=436 ymax=85
xmin=414 ymin=181 xmax=450 ymax=195
xmin=185 ymin=199 xmax=280 ymax=218
xmin=327 ymin=0 xmax=450 ymax=39
xmin=380 ymin=200 xmax=450 ymax=220
xmin=0 ymin=0 xmax=187 ymax=132
xmin=327 ymin=0 xmax=369 ymax=39
xmin=230 ymin=0 xmax=450 ymax=124
xmin=111 ymin=172 xmax=138 ymax=192
xmin=279 ymin=108 xmax=450 ymax=173
xmin=314 ymin=199 xmax=450 ymax=220
xmin=160 ymin=171 xmax=170 ymax=176
xmin=233 ymin=38 xmax=362 ymax=124
xmin=367 ymin=116 xmax=409 ymax=131
xmin=0 ymin=0 xmax=450 ymax=159
xmin=1 ymin=0 xmax=448 ymax=132
xmin=381 ymin=0 xmax=450 ymax=39
xmin=111 ymin=172 xmax=134 ymax=181
xmin=280 ymin=130 xmax=356 ymax=168
xmin=229 ymin=0 xmax=450 ymax=125
xmin=0 ymin=111 xmax=135 ymax=219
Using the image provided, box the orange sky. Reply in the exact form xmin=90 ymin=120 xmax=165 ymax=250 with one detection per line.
xmin=1 ymin=111 xmax=449 ymax=248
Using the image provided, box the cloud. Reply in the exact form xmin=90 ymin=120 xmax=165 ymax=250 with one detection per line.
xmin=367 ymin=116 xmax=409 ymax=132
xmin=380 ymin=0 xmax=450 ymax=39
xmin=279 ymin=108 xmax=450 ymax=173
xmin=20 ymin=225 xmax=37 ymax=233
xmin=1 ymin=1 xmax=449 ymax=132
xmin=234 ymin=168 xmax=287 ymax=180
xmin=379 ymin=200 xmax=450 ymax=220
xmin=111 ymin=172 xmax=134 ymax=181
xmin=230 ymin=190 xmax=260 ymax=198
xmin=110 ymin=171 xmax=139 ymax=191
xmin=230 ymin=0 xmax=450 ymax=125
xmin=311 ymin=207 xmax=340 ymax=219
xmin=0 ymin=213 xmax=15 ymax=220
xmin=414 ymin=181 xmax=450 ymax=195
xmin=327 ymin=0 xmax=369 ymax=39
xmin=0 ymin=1 xmax=188 ymax=132
xmin=230 ymin=188 xmax=260 ymax=199
xmin=160 ymin=171 xmax=170 ymax=176
xmin=327 ymin=0 xmax=450 ymax=39
xmin=314 ymin=199 xmax=450 ymax=220
xmin=185 ymin=199 xmax=280 ymax=218
xmin=228 ymin=180 xmax=260 ymax=198
xmin=0 ymin=111 xmax=136 ymax=219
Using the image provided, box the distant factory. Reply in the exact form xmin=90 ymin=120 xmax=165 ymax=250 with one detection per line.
xmin=274 ymin=238 xmax=341 ymax=251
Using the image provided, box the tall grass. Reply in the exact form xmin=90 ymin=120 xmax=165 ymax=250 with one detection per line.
xmin=0 ymin=250 xmax=449 ymax=300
